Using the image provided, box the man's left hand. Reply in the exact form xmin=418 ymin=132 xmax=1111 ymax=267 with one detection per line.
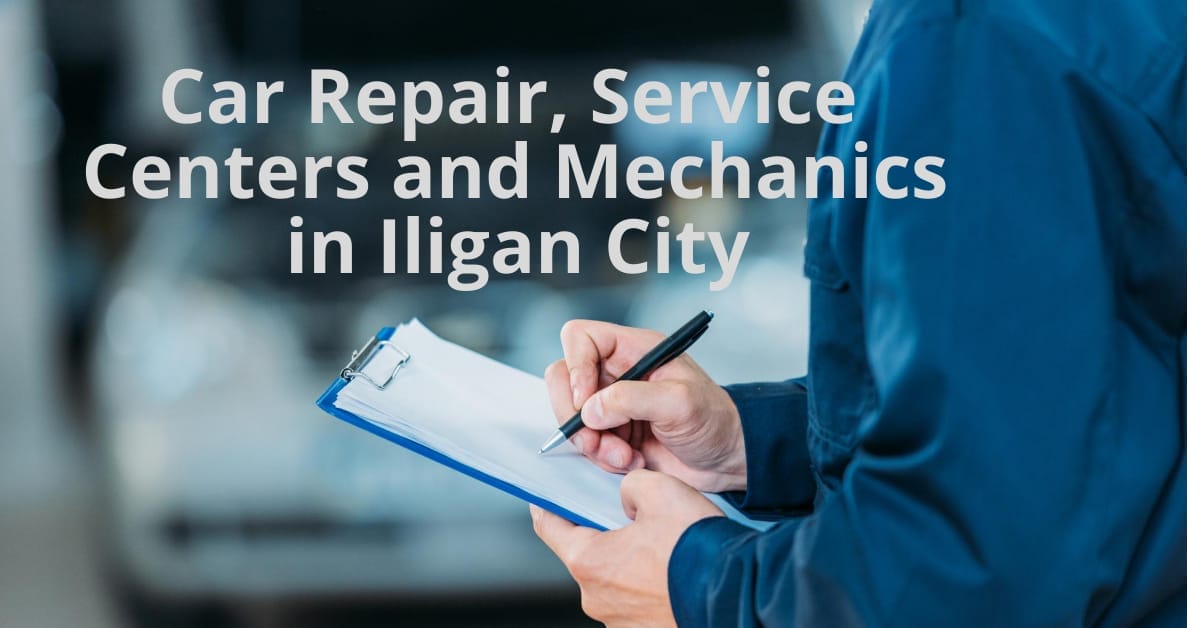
xmin=530 ymin=469 xmax=725 ymax=627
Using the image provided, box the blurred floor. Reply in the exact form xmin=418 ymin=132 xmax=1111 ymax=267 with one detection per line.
xmin=0 ymin=448 xmax=597 ymax=628
xmin=124 ymin=597 xmax=601 ymax=628
xmin=274 ymin=599 xmax=599 ymax=628
xmin=0 ymin=444 xmax=122 ymax=628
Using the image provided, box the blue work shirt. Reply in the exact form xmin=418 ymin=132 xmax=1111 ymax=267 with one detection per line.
xmin=667 ymin=0 xmax=1185 ymax=625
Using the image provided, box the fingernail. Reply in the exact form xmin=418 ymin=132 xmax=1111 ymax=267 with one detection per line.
xmin=530 ymin=504 xmax=543 ymax=521
xmin=572 ymin=386 xmax=582 ymax=408
xmin=606 ymin=449 xmax=625 ymax=468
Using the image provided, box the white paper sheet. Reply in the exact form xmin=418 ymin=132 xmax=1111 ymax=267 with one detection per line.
xmin=332 ymin=320 xmax=633 ymax=529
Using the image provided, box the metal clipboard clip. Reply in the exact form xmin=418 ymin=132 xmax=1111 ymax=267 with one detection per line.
xmin=340 ymin=334 xmax=412 ymax=390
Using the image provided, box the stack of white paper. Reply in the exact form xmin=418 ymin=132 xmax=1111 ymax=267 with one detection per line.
xmin=332 ymin=319 xmax=632 ymax=529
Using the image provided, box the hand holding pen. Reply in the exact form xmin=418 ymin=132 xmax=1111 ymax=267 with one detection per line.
xmin=540 ymin=311 xmax=750 ymax=494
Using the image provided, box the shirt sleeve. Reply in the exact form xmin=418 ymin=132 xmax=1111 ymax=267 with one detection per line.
xmin=720 ymin=379 xmax=815 ymax=517
xmin=668 ymin=15 xmax=1176 ymax=627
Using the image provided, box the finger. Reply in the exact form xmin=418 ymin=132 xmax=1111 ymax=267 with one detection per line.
xmin=545 ymin=360 xmax=602 ymax=454
xmin=593 ymin=431 xmax=646 ymax=471
xmin=570 ymin=407 xmax=642 ymax=473
xmin=544 ymin=360 xmax=576 ymax=422
xmin=619 ymin=469 xmax=669 ymax=520
xmin=563 ymin=424 xmax=627 ymax=474
xmin=559 ymin=320 xmax=607 ymax=408
xmin=581 ymin=380 xmax=696 ymax=431
xmin=530 ymin=504 xmax=599 ymax=563
xmin=570 ymin=426 xmax=603 ymax=460
xmin=622 ymin=470 xmax=722 ymax=524
xmin=559 ymin=320 xmax=664 ymax=407
xmin=637 ymin=436 xmax=691 ymax=477
xmin=569 ymin=432 xmax=639 ymax=474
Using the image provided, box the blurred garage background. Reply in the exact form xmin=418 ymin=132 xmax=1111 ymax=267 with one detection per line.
xmin=0 ymin=0 xmax=868 ymax=626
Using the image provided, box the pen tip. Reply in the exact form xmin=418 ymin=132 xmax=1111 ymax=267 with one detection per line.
xmin=539 ymin=431 xmax=566 ymax=455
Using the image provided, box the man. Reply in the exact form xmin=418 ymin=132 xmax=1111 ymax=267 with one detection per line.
xmin=530 ymin=0 xmax=1185 ymax=625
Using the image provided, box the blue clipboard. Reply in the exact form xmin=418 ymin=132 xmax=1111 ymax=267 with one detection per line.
xmin=316 ymin=326 xmax=608 ymax=531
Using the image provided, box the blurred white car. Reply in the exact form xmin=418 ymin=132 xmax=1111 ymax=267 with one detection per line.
xmin=90 ymin=208 xmax=580 ymax=616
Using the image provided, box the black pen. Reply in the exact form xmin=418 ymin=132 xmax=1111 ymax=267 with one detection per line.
xmin=538 ymin=310 xmax=714 ymax=454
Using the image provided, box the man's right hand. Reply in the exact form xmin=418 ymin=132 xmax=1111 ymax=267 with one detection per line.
xmin=544 ymin=319 xmax=747 ymax=493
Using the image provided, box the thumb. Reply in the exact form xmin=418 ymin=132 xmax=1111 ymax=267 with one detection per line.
xmin=530 ymin=504 xmax=599 ymax=562
xmin=619 ymin=469 xmax=670 ymax=520
xmin=581 ymin=380 xmax=695 ymax=431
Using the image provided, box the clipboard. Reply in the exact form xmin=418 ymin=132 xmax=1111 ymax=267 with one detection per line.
xmin=316 ymin=324 xmax=619 ymax=530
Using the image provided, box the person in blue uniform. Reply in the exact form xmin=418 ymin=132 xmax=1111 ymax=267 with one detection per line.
xmin=530 ymin=0 xmax=1185 ymax=625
